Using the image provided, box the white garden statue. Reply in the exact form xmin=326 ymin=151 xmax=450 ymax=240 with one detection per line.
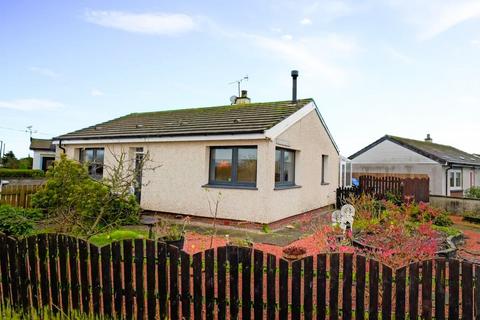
xmin=331 ymin=204 xmax=355 ymax=233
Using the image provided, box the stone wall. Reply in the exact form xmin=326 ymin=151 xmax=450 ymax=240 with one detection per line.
xmin=430 ymin=195 xmax=480 ymax=214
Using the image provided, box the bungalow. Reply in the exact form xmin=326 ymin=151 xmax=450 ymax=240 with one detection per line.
xmin=350 ymin=134 xmax=480 ymax=197
xmin=30 ymin=138 xmax=55 ymax=171
xmin=53 ymin=72 xmax=340 ymax=224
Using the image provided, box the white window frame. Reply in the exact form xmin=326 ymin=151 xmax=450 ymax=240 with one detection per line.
xmin=449 ymin=169 xmax=462 ymax=191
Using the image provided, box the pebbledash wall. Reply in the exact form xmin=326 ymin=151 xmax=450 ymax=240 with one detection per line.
xmin=59 ymin=110 xmax=339 ymax=224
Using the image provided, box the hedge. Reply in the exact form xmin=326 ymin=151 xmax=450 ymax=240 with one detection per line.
xmin=0 ymin=169 xmax=45 ymax=178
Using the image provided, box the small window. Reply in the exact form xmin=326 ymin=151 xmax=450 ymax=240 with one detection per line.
xmin=209 ymin=146 xmax=257 ymax=186
xmin=80 ymin=148 xmax=105 ymax=179
xmin=275 ymin=148 xmax=295 ymax=186
xmin=321 ymin=155 xmax=329 ymax=184
xmin=449 ymin=170 xmax=462 ymax=190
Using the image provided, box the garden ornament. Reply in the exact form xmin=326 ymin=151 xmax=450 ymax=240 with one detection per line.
xmin=331 ymin=205 xmax=355 ymax=233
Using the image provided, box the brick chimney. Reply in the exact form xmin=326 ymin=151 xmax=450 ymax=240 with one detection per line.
xmin=234 ymin=90 xmax=251 ymax=104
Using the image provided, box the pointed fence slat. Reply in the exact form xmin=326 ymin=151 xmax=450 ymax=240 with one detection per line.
xmin=146 ymin=240 xmax=157 ymax=320
xmin=111 ymin=241 xmax=123 ymax=317
xmin=343 ymin=253 xmax=353 ymax=320
xmin=435 ymin=259 xmax=446 ymax=320
xmin=240 ymin=247 xmax=252 ymax=320
xmin=205 ymin=248 xmax=215 ymax=320
xmin=449 ymin=259 xmax=460 ymax=320
xmin=68 ymin=237 xmax=80 ymax=311
xmin=330 ymin=253 xmax=340 ymax=320
xmin=124 ymin=239 xmax=134 ymax=320
xmin=317 ymin=254 xmax=327 ymax=320
xmin=356 ymin=255 xmax=366 ymax=320
xmin=266 ymin=254 xmax=276 ymax=320
xmin=395 ymin=266 xmax=407 ymax=320
xmin=217 ymin=246 xmax=227 ymax=320
xmin=279 ymin=259 xmax=289 ymax=320
xmin=253 ymin=249 xmax=263 ymax=320
xmin=180 ymin=250 xmax=191 ymax=320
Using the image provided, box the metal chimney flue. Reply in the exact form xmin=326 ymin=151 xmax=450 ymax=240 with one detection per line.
xmin=291 ymin=70 xmax=299 ymax=102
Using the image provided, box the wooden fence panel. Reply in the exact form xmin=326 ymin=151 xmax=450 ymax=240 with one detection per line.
xmin=1 ymin=235 xmax=480 ymax=320
xmin=0 ymin=184 xmax=42 ymax=208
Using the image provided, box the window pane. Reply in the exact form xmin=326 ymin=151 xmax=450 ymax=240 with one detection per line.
xmin=450 ymin=172 xmax=454 ymax=187
xmin=213 ymin=148 xmax=232 ymax=183
xmin=237 ymin=148 xmax=257 ymax=183
xmin=283 ymin=150 xmax=294 ymax=183
xmin=85 ymin=149 xmax=94 ymax=162
xmin=275 ymin=149 xmax=281 ymax=183
xmin=456 ymin=172 xmax=461 ymax=187
xmin=95 ymin=149 xmax=104 ymax=163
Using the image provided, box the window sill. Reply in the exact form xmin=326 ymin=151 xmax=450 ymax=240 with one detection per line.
xmin=321 ymin=182 xmax=330 ymax=186
xmin=274 ymin=184 xmax=301 ymax=190
xmin=202 ymin=184 xmax=258 ymax=190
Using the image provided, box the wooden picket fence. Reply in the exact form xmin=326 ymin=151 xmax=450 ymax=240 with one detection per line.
xmin=0 ymin=233 xmax=479 ymax=319
xmin=0 ymin=184 xmax=42 ymax=208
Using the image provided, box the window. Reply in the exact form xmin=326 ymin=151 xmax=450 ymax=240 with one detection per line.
xmin=449 ymin=170 xmax=462 ymax=190
xmin=209 ymin=146 xmax=257 ymax=186
xmin=80 ymin=148 xmax=104 ymax=179
xmin=275 ymin=148 xmax=295 ymax=186
xmin=321 ymin=155 xmax=329 ymax=184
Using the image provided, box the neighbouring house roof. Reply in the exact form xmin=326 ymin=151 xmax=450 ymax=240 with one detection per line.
xmin=29 ymin=138 xmax=55 ymax=151
xmin=350 ymin=135 xmax=480 ymax=167
xmin=56 ymin=99 xmax=313 ymax=140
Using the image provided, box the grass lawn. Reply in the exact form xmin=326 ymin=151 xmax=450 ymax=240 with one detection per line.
xmin=89 ymin=229 xmax=148 ymax=246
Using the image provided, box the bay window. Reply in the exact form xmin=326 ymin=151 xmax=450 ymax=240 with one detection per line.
xmin=209 ymin=146 xmax=257 ymax=187
xmin=275 ymin=148 xmax=295 ymax=186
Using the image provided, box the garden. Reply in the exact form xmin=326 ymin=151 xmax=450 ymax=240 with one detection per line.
xmin=1 ymin=155 xmax=478 ymax=319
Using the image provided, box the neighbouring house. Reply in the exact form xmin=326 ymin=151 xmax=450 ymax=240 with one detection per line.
xmin=30 ymin=138 xmax=55 ymax=171
xmin=349 ymin=134 xmax=480 ymax=197
xmin=52 ymin=74 xmax=340 ymax=224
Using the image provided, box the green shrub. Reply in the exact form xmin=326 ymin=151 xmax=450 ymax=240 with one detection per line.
xmin=433 ymin=212 xmax=453 ymax=226
xmin=0 ymin=205 xmax=42 ymax=237
xmin=466 ymin=186 xmax=480 ymax=199
xmin=32 ymin=154 xmax=140 ymax=237
xmin=0 ymin=168 xmax=45 ymax=178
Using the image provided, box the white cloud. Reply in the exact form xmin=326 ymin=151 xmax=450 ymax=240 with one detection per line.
xmin=389 ymin=0 xmax=480 ymax=40
xmin=90 ymin=88 xmax=104 ymax=96
xmin=0 ymin=99 xmax=63 ymax=111
xmin=385 ymin=47 xmax=413 ymax=64
xmin=471 ymin=39 xmax=480 ymax=47
xmin=29 ymin=67 xmax=61 ymax=79
xmin=84 ymin=10 xmax=197 ymax=35
xmin=247 ymin=33 xmax=359 ymax=85
xmin=305 ymin=0 xmax=353 ymax=22
xmin=282 ymin=34 xmax=293 ymax=41
xmin=300 ymin=18 xmax=312 ymax=25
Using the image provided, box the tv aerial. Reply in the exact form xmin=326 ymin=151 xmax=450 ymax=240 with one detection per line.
xmin=229 ymin=75 xmax=248 ymax=97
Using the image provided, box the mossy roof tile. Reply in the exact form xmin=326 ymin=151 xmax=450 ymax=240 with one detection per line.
xmin=57 ymin=99 xmax=313 ymax=140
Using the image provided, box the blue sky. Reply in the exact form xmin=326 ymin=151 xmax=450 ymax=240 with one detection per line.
xmin=1 ymin=0 xmax=479 ymax=158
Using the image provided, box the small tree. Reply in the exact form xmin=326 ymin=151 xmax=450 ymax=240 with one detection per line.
xmin=1 ymin=151 xmax=19 ymax=169
xmin=205 ymin=189 xmax=222 ymax=248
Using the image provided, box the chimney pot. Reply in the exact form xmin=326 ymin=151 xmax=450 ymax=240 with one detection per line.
xmin=241 ymin=90 xmax=248 ymax=98
xmin=291 ymin=70 xmax=299 ymax=102
xmin=234 ymin=90 xmax=250 ymax=104
xmin=425 ymin=134 xmax=432 ymax=143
